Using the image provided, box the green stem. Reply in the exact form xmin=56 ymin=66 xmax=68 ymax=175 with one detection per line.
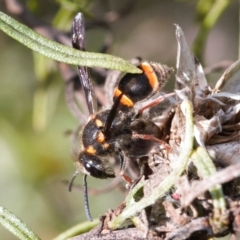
xmin=191 ymin=147 xmax=226 ymax=212
xmin=193 ymin=0 xmax=232 ymax=62
xmin=53 ymin=219 xmax=98 ymax=240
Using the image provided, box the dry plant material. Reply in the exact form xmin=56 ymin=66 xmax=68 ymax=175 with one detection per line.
xmin=70 ymin=25 xmax=240 ymax=240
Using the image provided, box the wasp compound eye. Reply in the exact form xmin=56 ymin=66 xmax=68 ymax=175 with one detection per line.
xmin=79 ymin=152 xmax=115 ymax=179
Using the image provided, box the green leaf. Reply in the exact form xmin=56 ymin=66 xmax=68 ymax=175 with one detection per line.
xmin=0 ymin=206 xmax=41 ymax=240
xmin=191 ymin=147 xmax=226 ymax=213
xmin=0 ymin=11 xmax=141 ymax=74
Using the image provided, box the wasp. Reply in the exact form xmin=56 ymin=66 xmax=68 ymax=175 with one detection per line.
xmin=69 ymin=13 xmax=174 ymax=221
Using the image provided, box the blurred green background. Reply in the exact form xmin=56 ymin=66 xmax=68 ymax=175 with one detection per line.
xmin=0 ymin=0 xmax=238 ymax=239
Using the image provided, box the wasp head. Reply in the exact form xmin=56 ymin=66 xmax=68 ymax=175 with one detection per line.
xmin=78 ymin=151 xmax=115 ymax=179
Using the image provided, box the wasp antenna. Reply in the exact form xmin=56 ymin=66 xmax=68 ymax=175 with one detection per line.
xmin=104 ymin=92 xmax=123 ymax=135
xmin=83 ymin=174 xmax=93 ymax=221
xmin=68 ymin=171 xmax=79 ymax=192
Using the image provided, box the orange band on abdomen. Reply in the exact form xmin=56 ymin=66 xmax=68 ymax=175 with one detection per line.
xmin=140 ymin=62 xmax=158 ymax=91
xmin=113 ymin=88 xmax=134 ymax=107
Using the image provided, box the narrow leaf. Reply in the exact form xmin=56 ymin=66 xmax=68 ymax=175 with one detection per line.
xmin=0 ymin=206 xmax=41 ymax=240
xmin=0 ymin=11 xmax=141 ymax=74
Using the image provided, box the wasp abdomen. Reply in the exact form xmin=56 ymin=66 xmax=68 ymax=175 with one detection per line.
xmin=113 ymin=61 xmax=174 ymax=109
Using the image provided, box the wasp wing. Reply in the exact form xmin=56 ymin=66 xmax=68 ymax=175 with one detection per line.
xmin=72 ymin=13 xmax=97 ymax=115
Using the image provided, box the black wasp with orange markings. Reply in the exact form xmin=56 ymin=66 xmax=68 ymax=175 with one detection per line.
xmin=69 ymin=13 xmax=174 ymax=221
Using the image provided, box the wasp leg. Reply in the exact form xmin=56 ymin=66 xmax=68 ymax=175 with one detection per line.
xmin=118 ymin=151 xmax=132 ymax=185
xmin=132 ymin=133 xmax=171 ymax=152
xmin=137 ymin=92 xmax=175 ymax=117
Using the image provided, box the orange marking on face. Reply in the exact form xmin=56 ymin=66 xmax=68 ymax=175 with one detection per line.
xmin=97 ymin=131 xmax=105 ymax=143
xmin=141 ymin=62 xmax=158 ymax=91
xmin=86 ymin=146 xmax=96 ymax=154
xmin=95 ymin=119 xmax=103 ymax=128
xmin=114 ymin=88 xmax=134 ymax=107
